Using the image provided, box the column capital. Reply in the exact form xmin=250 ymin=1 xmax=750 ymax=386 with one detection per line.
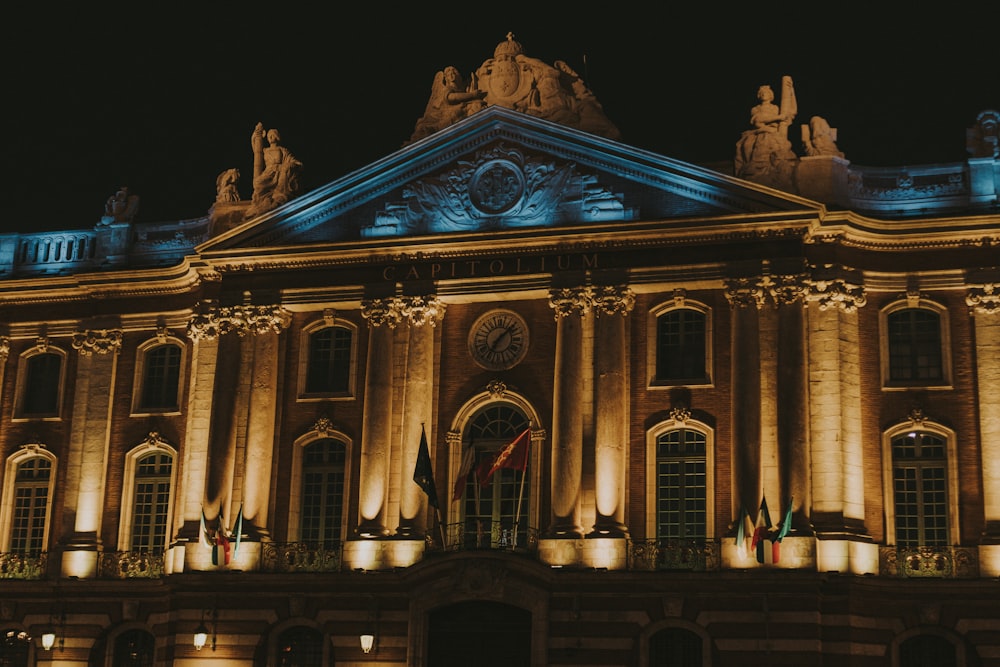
xmin=548 ymin=286 xmax=592 ymax=318
xmin=400 ymin=295 xmax=447 ymax=327
xmin=187 ymin=301 xmax=292 ymax=340
xmin=967 ymin=283 xmax=1000 ymax=315
xmin=72 ymin=329 xmax=123 ymax=356
xmin=591 ymin=285 xmax=635 ymax=316
xmin=806 ymin=277 xmax=867 ymax=312
xmin=361 ymin=297 xmax=405 ymax=328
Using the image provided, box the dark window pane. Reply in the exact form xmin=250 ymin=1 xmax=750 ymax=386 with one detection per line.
xmin=140 ymin=345 xmax=181 ymax=410
xmin=656 ymin=309 xmax=706 ymax=382
xmin=300 ymin=439 xmax=345 ymax=547
xmin=891 ymin=432 xmax=948 ymax=547
xmin=888 ymin=309 xmax=943 ymax=383
xmin=23 ymin=353 xmax=61 ymax=415
xmin=305 ymin=327 xmax=352 ymax=393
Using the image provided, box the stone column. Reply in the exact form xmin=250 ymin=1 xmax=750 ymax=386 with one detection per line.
xmin=62 ymin=328 xmax=122 ymax=578
xmin=590 ymin=286 xmax=634 ymax=537
xmin=805 ymin=274 xmax=873 ymax=573
xmin=357 ymin=298 xmax=403 ymax=538
xmin=397 ymin=296 xmax=446 ymax=538
xmin=547 ymin=287 xmax=590 ymax=538
xmin=967 ymin=284 xmax=1000 ymax=576
xmin=724 ymin=279 xmax=764 ymax=517
xmin=242 ymin=314 xmax=289 ymax=539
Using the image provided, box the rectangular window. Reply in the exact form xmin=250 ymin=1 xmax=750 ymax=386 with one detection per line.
xmin=130 ymin=453 xmax=172 ymax=553
xmin=305 ymin=328 xmax=352 ymax=394
xmin=656 ymin=310 xmax=706 ymax=383
xmin=140 ymin=345 xmax=181 ymax=411
xmin=888 ymin=309 xmax=943 ymax=383
xmin=892 ymin=433 xmax=948 ymax=547
xmin=23 ymin=354 xmax=61 ymax=415
xmin=656 ymin=430 xmax=706 ymax=540
xmin=11 ymin=459 xmax=51 ymax=554
xmin=300 ymin=440 xmax=345 ymax=547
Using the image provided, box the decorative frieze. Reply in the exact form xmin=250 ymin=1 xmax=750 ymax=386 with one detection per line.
xmin=967 ymin=283 xmax=1000 ymax=314
xmin=187 ymin=302 xmax=292 ymax=340
xmin=72 ymin=329 xmax=123 ymax=356
xmin=725 ymin=273 xmax=808 ymax=309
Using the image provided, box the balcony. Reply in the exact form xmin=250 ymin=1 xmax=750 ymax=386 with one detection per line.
xmin=627 ymin=539 xmax=721 ymax=571
xmin=260 ymin=542 xmax=344 ymax=572
xmin=879 ymin=545 xmax=980 ymax=578
xmin=98 ymin=551 xmax=165 ymax=579
xmin=442 ymin=521 xmax=540 ymax=553
xmin=0 ymin=552 xmax=47 ymax=579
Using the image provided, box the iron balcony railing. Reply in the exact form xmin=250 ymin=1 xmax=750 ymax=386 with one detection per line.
xmin=879 ymin=545 xmax=980 ymax=578
xmin=98 ymin=551 xmax=165 ymax=579
xmin=442 ymin=521 xmax=540 ymax=553
xmin=627 ymin=539 xmax=721 ymax=571
xmin=260 ymin=542 xmax=344 ymax=573
xmin=0 ymin=552 xmax=47 ymax=579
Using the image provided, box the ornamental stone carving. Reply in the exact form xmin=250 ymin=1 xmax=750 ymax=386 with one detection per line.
xmin=591 ymin=285 xmax=635 ymax=317
xmin=361 ymin=297 xmax=405 ymax=329
xmin=0 ymin=336 xmax=9 ymax=364
xmin=72 ymin=329 xmax=123 ymax=356
xmin=400 ymin=295 xmax=447 ymax=327
xmin=725 ymin=273 xmax=808 ymax=309
xmin=186 ymin=302 xmax=292 ymax=340
xmin=967 ymin=283 xmax=1000 ymax=314
xmin=549 ymin=286 xmax=593 ymax=318
xmin=806 ymin=277 xmax=867 ymax=312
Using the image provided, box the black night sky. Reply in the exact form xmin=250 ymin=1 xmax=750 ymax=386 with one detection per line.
xmin=5 ymin=6 xmax=998 ymax=231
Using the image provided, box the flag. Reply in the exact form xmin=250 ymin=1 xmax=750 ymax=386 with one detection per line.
xmin=752 ymin=497 xmax=775 ymax=564
xmin=199 ymin=510 xmax=212 ymax=549
xmin=480 ymin=428 xmax=531 ymax=486
xmin=452 ymin=443 xmax=476 ymax=502
xmin=773 ymin=497 xmax=793 ymax=563
xmin=213 ymin=514 xmax=231 ymax=565
xmin=232 ymin=504 xmax=244 ymax=561
xmin=413 ymin=426 xmax=439 ymax=509
xmin=734 ymin=504 xmax=751 ymax=560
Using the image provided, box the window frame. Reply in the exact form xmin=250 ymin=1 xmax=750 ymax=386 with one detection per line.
xmin=879 ymin=299 xmax=952 ymax=390
xmin=288 ymin=428 xmax=354 ymax=544
xmin=0 ymin=445 xmax=57 ymax=554
xmin=12 ymin=345 xmax=67 ymax=421
xmin=117 ymin=439 xmax=178 ymax=554
xmin=881 ymin=421 xmax=959 ymax=547
xmin=647 ymin=297 xmax=713 ymax=389
xmin=296 ymin=317 xmax=359 ymax=401
xmin=131 ymin=337 xmax=187 ymax=416
xmin=645 ymin=418 xmax=715 ymax=541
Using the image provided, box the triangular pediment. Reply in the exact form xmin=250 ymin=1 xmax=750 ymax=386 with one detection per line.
xmin=199 ymin=106 xmax=820 ymax=254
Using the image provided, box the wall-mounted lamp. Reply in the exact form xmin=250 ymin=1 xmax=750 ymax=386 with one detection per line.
xmin=359 ymin=596 xmax=378 ymax=654
xmin=41 ymin=607 xmax=65 ymax=651
xmin=193 ymin=607 xmax=217 ymax=651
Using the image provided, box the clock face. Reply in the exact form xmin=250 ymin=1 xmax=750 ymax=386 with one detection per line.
xmin=469 ymin=309 xmax=529 ymax=370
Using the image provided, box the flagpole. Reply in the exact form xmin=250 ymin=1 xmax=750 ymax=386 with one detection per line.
xmin=511 ymin=429 xmax=530 ymax=548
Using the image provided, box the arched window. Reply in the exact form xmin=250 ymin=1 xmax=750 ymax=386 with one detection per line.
xmin=648 ymin=298 xmax=712 ymax=388
xmin=133 ymin=341 xmax=184 ymax=413
xmin=276 ymin=626 xmax=323 ymax=667
xmin=8 ymin=457 xmax=52 ymax=554
xmin=649 ymin=627 xmax=704 ymax=666
xmin=299 ymin=439 xmax=346 ymax=547
xmin=890 ymin=430 xmax=949 ymax=547
xmin=129 ymin=452 xmax=173 ymax=553
xmin=14 ymin=348 xmax=65 ymax=419
xmin=298 ymin=319 xmax=358 ymax=399
xmin=0 ymin=629 xmax=30 ymax=667
xmin=880 ymin=300 xmax=951 ymax=388
xmin=112 ymin=629 xmax=155 ymax=667
xmin=899 ymin=633 xmax=957 ymax=667
xmin=458 ymin=404 xmax=531 ymax=549
xmin=655 ymin=427 xmax=707 ymax=541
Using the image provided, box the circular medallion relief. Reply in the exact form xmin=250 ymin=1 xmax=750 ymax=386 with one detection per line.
xmin=469 ymin=309 xmax=529 ymax=371
xmin=469 ymin=160 xmax=524 ymax=215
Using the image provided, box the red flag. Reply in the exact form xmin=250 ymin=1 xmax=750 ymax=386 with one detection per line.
xmin=480 ymin=428 xmax=531 ymax=486
xmin=452 ymin=444 xmax=476 ymax=501
xmin=752 ymin=498 xmax=774 ymax=564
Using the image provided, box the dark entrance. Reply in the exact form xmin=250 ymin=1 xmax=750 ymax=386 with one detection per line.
xmin=427 ymin=601 xmax=531 ymax=666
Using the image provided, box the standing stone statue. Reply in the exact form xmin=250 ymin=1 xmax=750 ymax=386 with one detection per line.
xmin=245 ymin=123 xmax=303 ymax=219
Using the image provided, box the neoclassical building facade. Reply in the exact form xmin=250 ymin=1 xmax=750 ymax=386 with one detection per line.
xmin=0 ymin=35 xmax=998 ymax=667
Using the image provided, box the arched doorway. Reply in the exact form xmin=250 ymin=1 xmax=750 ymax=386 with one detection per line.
xmin=427 ymin=601 xmax=530 ymax=666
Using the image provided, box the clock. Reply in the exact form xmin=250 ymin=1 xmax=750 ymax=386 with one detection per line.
xmin=469 ymin=309 xmax=529 ymax=370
